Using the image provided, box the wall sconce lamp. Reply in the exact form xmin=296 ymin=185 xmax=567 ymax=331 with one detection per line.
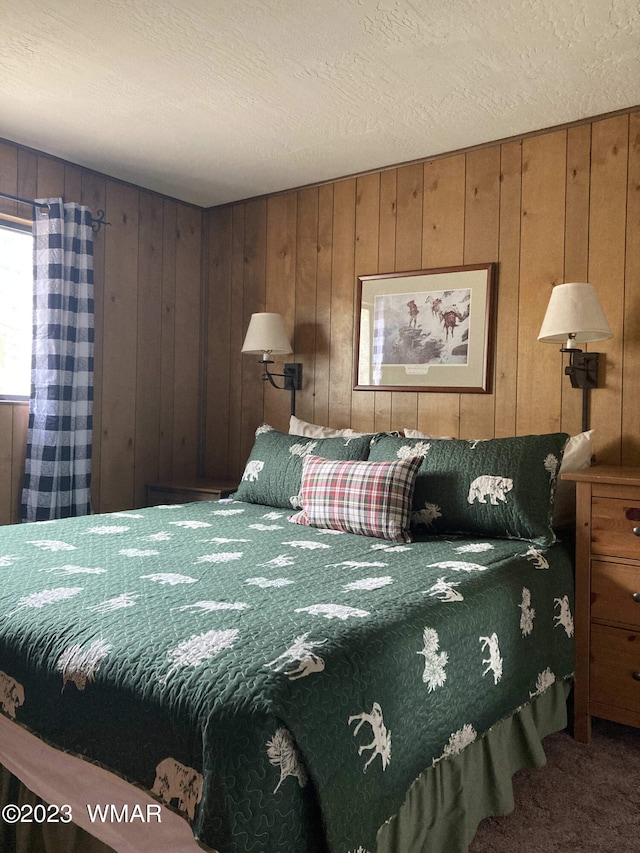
xmin=538 ymin=282 xmax=612 ymax=432
xmin=241 ymin=312 xmax=303 ymax=416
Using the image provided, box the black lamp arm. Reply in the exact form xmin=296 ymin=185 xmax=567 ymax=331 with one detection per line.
xmin=259 ymin=360 xmax=303 ymax=416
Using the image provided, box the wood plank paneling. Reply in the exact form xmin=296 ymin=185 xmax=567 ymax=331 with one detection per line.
xmin=205 ymin=206 xmax=233 ymax=478
xmin=294 ymin=188 xmax=319 ymax=425
xmin=420 ymin=154 xmax=466 ymax=436
xmin=172 ymin=204 xmax=203 ymax=480
xmin=1 ymin=140 xmax=205 ymax=524
xmin=352 ymin=173 xmax=380 ymax=433
xmin=517 ymin=131 xmax=567 ymax=436
xmin=203 ymin=108 xmax=640 ymax=480
xmin=494 ymin=141 xmax=522 ymax=438
xmin=391 ymin=164 xmax=423 ymax=429
xmin=588 ymin=116 xmax=629 ymax=463
xmin=328 ymin=180 xmax=356 ymax=428
xmin=460 ymin=146 xmax=500 ymax=438
xmin=622 ymin=113 xmax=640 ymax=464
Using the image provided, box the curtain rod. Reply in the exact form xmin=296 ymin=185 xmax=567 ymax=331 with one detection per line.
xmin=0 ymin=191 xmax=110 ymax=234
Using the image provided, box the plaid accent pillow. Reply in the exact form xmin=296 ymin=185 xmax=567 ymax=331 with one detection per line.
xmin=290 ymin=454 xmax=424 ymax=542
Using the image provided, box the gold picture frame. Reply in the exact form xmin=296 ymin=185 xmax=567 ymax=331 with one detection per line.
xmin=354 ymin=263 xmax=497 ymax=393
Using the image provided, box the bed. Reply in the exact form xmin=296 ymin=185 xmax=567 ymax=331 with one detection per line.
xmin=0 ymin=427 xmax=576 ymax=853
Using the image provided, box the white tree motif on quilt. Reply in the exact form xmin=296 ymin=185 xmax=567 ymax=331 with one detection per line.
xmin=411 ymin=502 xmax=442 ymax=527
xmin=427 ymin=560 xmax=487 ymax=573
xmin=329 ymin=561 xmax=387 ymax=569
xmin=119 ymin=549 xmax=160 ymax=558
xmin=265 ymin=632 xmax=327 ymax=680
xmin=142 ymin=531 xmax=173 ymax=542
xmin=266 ymin=727 xmax=308 ymax=793
xmin=40 ymin=565 xmax=105 ymax=575
xmin=195 ymin=552 xmax=243 ymax=564
xmin=425 ymin=577 xmax=463 ymax=602
xmin=169 ymin=520 xmax=212 ymax=529
xmin=554 ymin=595 xmax=574 ymax=637
xmin=418 ymin=627 xmax=448 ymax=691
xmin=348 ymin=848 xmax=370 ymax=853
xmin=344 ymin=577 xmax=393 ymax=591
xmin=165 ymin=628 xmax=239 ymax=679
xmin=467 ymin=475 xmax=513 ymax=505
xmin=543 ymin=453 xmax=559 ymax=481
xmin=529 ymin=667 xmax=556 ymax=698
xmin=204 ymin=536 xmax=249 ymax=544
xmin=370 ymin=543 xmax=411 ymax=553
xmin=348 ymin=702 xmax=391 ymax=772
xmin=211 ymin=508 xmax=245 ymax=516
xmin=88 ymin=593 xmax=139 ymax=613
xmin=283 ymin=540 xmax=331 ymax=550
xmin=396 ymin=441 xmax=431 ymax=460
xmin=9 ymin=587 xmax=83 ymax=616
xmin=57 ymin=639 xmax=112 ymax=690
xmin=176 ymin=601 xmax=249 ymax=613
xmin=141 ymin=573 xmax=198 ymax=585
xmin=262 ymin=511 xmax=284 ymax=520
xmin=523 ymin=546 xmax=549 ymax=570
xmin=85 ymin=525 xmax=131 ymax=535
xmin=295 ymin=604 xmax=369 ymax=620
xmin=519 ymin=587 xmax=535 ymax=637
xmin=433 ymin=723 xmax=477 ymax=766
xmin=245 ymin=576 xmax=294 ymax=588
xmin=479 ymin=632 xmax=503 ymax=684
xmin=259 ymin=554 xmax=295 ymax=568
xmin=0 ymin=555 xmax=19 ymax=567
xmin=256 ymin=424 xmax=274 ymax=435
xmin=455 ymin=542 xmax=494 ymax=554
xmin=28 ymin=540 xmax=76 ymax=552
xmin=249 ymin=523 xmax=283 ymax=531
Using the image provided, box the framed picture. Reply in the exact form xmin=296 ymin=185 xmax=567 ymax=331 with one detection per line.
xmin=354 ymin=263 xmax=497 ymax=393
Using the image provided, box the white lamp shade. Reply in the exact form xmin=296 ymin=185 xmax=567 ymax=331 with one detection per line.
xmin=538 ymin=282 xmax=612 ymax=346
xmin=241 ymin=312 xmax=293 ymax=356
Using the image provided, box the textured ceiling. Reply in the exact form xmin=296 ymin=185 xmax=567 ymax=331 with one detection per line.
xmin=2 ymin=0 xmax=639 ymax=207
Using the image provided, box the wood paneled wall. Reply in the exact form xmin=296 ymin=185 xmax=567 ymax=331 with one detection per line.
xmin=204 ymin=110 xmax=640 ymax=481
xmin=0 ymin=140 xmax=203 ymax=524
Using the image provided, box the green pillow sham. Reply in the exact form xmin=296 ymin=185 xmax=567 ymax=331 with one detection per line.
xmin=368 ymin=432 xmax=569 ymax=545
xmin=234 ymin=425 xmax=373 ymax=509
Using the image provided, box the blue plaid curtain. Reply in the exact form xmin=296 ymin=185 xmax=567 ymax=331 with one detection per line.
xmin=21 ymin=199 xmax=95 ymax=522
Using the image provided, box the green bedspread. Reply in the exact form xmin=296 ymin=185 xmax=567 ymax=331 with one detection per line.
xmin=0 ymin=500 xmax=575 ymax=853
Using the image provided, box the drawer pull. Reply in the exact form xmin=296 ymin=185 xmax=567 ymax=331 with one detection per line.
xmin=634 ymin=593 xmax=640 ymax=603
xmin=633 ymin=527 xmax=640 ymax=537
xmin=633 ymin=672 xmax=640 ymax=682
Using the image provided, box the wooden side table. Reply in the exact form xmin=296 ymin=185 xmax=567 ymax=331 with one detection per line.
xmin=145 ymin=478 xmax=239 ymax=507
xmin=563 ymin=465 xmax=640 ymax=742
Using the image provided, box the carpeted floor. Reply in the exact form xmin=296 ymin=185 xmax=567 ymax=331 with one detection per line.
xmin=469 ymin=717 xmax=640 ymax=852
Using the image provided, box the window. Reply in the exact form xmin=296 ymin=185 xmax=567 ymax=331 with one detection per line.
xmin=0 ymin=221 xmax=32 ymax=401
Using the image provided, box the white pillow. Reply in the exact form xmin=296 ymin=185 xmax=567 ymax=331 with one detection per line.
xmin=289 ymin=415 xmax=366 ymax=439
xmin=403 ymin=428 xmax=454 ymax=440
xmin=555 ymin=430 xmax=594 ymax=526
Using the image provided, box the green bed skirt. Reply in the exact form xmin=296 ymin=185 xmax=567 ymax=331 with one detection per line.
xmin=0 ymin=680 xmax=571 ymax=853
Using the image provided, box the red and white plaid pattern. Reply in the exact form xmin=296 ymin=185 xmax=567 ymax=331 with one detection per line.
xmin=290 ymin=454 xmax=424 ymax=542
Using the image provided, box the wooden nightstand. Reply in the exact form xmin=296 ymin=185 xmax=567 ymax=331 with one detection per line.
xmin=145 ymin=478 xmax=239 ymax=507
xmin=563 ymin=465 xmax=640 ymax=742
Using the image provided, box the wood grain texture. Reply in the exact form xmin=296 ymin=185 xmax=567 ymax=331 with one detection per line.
xmin=0 ymin=141 xmax=205 ymax=524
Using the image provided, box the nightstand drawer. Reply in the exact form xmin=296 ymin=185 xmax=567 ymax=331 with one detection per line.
xmin=590 ymin=624 xmax=640 ymax=714
xmin=591 ymin=560 xmax=640 ymax=629
xmin=591 ymin=497 xmax=640 ymax=560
